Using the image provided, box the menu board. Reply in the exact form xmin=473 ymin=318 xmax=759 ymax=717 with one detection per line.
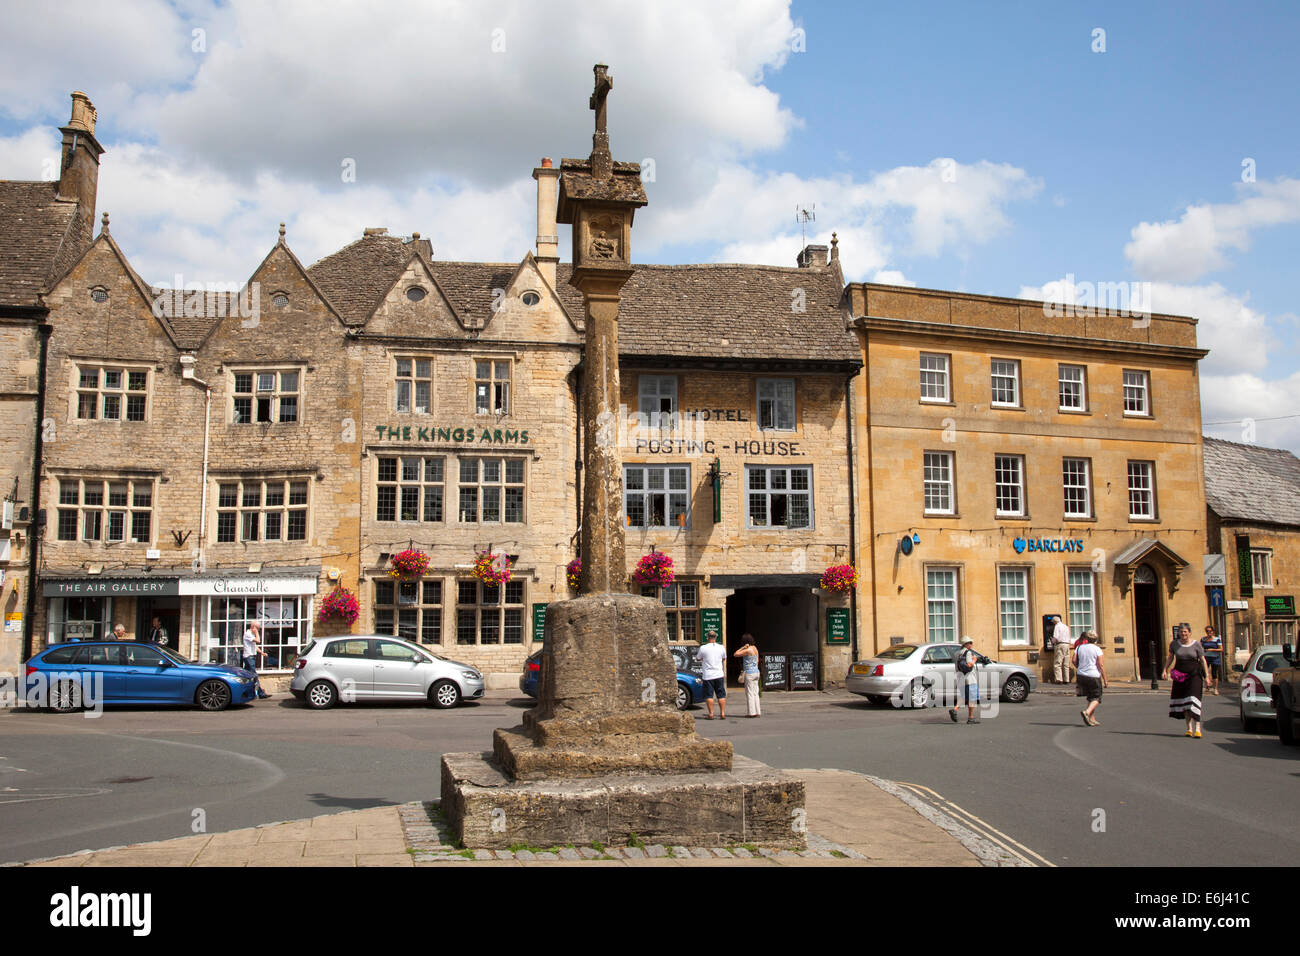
xmin=826 ymin=607 xmax=850 ymax=645
xmin=532 ymin=603 xmax=547 ymax=644
xmin=790 ymin=653 xmax=817 ymax=690
xmin=762 ymin=653 xmax=789 ymax=690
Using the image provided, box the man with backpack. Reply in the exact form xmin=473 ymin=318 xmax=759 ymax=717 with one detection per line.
xmin=950 ymin=637 xmax=981 ymax=725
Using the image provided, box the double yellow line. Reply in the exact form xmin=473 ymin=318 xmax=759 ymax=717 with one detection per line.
xmin=897 ymin=781 xmax=1055 ymax=867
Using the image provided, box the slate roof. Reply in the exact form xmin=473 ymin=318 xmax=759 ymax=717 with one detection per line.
xmin=304 ymin=233 xmax=859 ymax=364
xmin=0 ymin=180 xmax=84 ymax=308
xmin=1203 ymin=436 xmax=1300 ymax=527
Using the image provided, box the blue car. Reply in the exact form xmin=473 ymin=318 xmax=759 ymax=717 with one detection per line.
xmin=23 ymin=641 xmax=259 ymax=712
xmin=519 ymin=647 xmax=706 ymax=710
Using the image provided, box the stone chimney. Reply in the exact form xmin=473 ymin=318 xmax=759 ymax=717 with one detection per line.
xmin=796 ymin=243 xmax=828 ymax=270
xmin=408 ymin=231 xmax=433 ymax=260
xmin=57 ymin=92 xmax=104 ymax=244
xmin=532 ymin=157 xmax=560 ymax=288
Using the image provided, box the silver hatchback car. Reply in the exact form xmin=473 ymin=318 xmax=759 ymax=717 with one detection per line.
xmin=1239 ymin=644 xmax=1285 ymax=732
xmin=290 ymin=635 xmax=485 ymax=709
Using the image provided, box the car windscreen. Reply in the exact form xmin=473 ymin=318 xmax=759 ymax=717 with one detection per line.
xmin=875 ymin=645 xmax=918 ymax=660
xmin=157 ymin=646 xmax=194 ymax=665
xmin=1254 ymin=653 xmax=1286 ymax=674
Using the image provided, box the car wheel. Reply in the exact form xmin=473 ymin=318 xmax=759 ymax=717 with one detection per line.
xmin=430 ymin=679 xmax=461 ymax=709
xmin=196 ymin=680 xmax=232 ymax=712
xmin=1001 ymin=675 xmax=1030 ymax=704
xmin=676 ymin=682 xmax=691 ymax=711
xmin=907 ymin=680 xmax=929 ymax=709
xmin=50 ymin=680 xmax=83 ymax=713
xmin=306 ymin=680 xmax=337 ymax=710
xmin=1239 ymin=705 xmax=1261 ymax=734
xmin=1278 ymin=699 xmax=1297 ymax=745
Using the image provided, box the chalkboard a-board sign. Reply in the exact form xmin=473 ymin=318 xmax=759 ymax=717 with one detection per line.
xmin=532 ymin=603 xmax=548 ymax=644
xmin=790 ymin=653 xmax=817 ymax=690
xmin=762 ymin=654 xmax=789 ymax=690
xmin=826 ymin=607 xmax=850 ymax=645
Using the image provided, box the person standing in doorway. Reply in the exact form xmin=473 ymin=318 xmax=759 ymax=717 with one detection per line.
xmin=1163 ymin=624 xmax=1209 ymax=736
xmin=148 ymin=615 xmax=169 ymax=647
xmin=242 ymin=620 xmax=271 ymax=700
xmin=1202 ymin=625 xmax=1223 ymax=695
xmin=733 ymin=634 xmax=761 ymax=718
xmin=697 ymin=629 xmax=727 ymax=720
xmin=1073 ymin=632 xmax=1107 ymax=726
xmin=1051 ymin=615 xmax=1073 ymax=684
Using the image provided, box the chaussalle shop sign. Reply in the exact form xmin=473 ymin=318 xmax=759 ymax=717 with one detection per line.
xmin=44 ymin=576 xmax=318 ymax=597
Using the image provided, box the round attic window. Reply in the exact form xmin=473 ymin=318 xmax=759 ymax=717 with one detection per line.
xmin=272 ymin=293 xmax=289 ymax=308
xmin=521 ymin=291 xmax=541 ymax=307
xmin=89 ymin=287 xmax=109 ymax=303
xmin=406 ymin=286 xmax=427 ymax=302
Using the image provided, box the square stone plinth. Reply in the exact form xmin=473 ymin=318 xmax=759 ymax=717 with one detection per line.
xmin=441 ymin=752 xmax=806 ymax=850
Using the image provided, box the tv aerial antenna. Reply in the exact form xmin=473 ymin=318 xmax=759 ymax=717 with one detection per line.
xmin=795 ymin=204 xmax=816 ymax=245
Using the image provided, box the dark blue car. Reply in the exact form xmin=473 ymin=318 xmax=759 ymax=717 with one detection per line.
xmin=23 ymin=641 xmax=259 ymax=712
xmin=519 ymin=647 xmax=706 ymax=710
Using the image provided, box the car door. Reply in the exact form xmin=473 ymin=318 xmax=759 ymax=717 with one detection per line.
xmin=921 ymin=644 xmax=957 ymax=702
xmin=371 ymin=640 xmax=428 ymax=698
xmin=320 ymin=639 xmax=375 ymax=700
xmin=64 ymin=643 xmax=126 ymax=701
xmin=119 ymin=643 xmax=185 ymax=702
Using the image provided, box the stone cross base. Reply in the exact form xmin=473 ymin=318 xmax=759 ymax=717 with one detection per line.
xmin=493 ymin=725 xmax=732 ymax=780
xmin=441 ymin=752 xmax=808 ymax=850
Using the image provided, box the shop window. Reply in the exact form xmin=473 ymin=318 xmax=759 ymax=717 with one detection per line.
xmin=919 ymin=353 xmax=950 ymax=403
xmin=1066 ymin=569 xmax=1096 ymax=640
xmin=640 ymin=582 xmax=699 ymax=642
xmin=923 ymin=451 xmax=954 ymax=515
xmin=1062 ymin=458 xmax=1092 ymax=518
xmin=232 ymin=369 xmax=300 ymax=424
xmin=374 ymin=578 xmax=443 ymax=644
xmin=395 ymin=357 xmax=433 ymax=414
xmin=1251 ymin=550 xmax=1273 ymax=589
xmin=925 ymin=568 xmax=959 ymax=644
xmin=55 ymin=477 xmax=153 ymax=544
xmin=75 ymin=365 xmax=149 ymax=421
xmin=1127 ymin=461 xmax=1156 ymax=520
xmin=46 ymin=596 xmax=114 ymax=643
xmin=1058 ymin=365 xmax=1087 ymax=412
xmin=208 ymin=596 xmax=309 ymax=669
xmin=624 ymin=464 xmax=690 ymax=529
xmin=474 ymin=359 xmax=510 ymax=415
xmin=456 ymin=579 xmax=525 ymax=645
xmin=746 ymin=465 xmax=812 ymax=529
xmin=1123 ymin=369 xmax=1151 ymax=416
xmin=376 ymin=456 xmax=444 ymax=523
xmin=638 ymin=374 xmax=677 ymax=431
xmin=756 ymin=379 xmax=796 ymax=431
xmin=457 ymin=457 xmax=525 ymax=523
xmin=994 ymin=455 xmax=1025 ymax=517
xmin=990 ymin=359 xmax=1020 ymax=408
xmin=215 ymin=478 xmax=309 ymax=542
xmin=998 ymin=568 xmax=1030 ymax=646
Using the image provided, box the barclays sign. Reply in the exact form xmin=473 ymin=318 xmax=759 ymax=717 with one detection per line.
xmin=1013 ymin=537 xmax=1085 ymax=555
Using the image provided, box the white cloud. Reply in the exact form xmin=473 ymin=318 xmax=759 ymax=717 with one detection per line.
xmin=1201 ymin=371 xmax=1300 ymax=455
xmin=1124 ymin=178 xmax=1300 ymax=281
xmin=871 ymin=270 xmax=915 ymax=287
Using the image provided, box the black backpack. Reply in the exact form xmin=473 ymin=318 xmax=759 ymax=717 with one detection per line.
xmin=955 ymin=649 xmax=973 ymax=674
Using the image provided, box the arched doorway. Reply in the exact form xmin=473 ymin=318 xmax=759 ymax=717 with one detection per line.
xmin=1133 ymin=564 xmax=1163 ymax=679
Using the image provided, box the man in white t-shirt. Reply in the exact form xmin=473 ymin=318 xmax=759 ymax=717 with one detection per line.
xmin=1051 ymin=616 xmax=1073 ymax=683
xmin=696 ymin=629 xmax=727 ymax=720
xmin=1073 ymin=632 xmax=1107 ymax=726
xmin=242 ymin=621 xmax=271 ymax=700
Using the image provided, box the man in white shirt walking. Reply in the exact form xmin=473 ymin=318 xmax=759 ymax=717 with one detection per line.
xmin=1051 ymin=616 xmax=1073 ymax=684
xmin=242 ymin=621 xmax=271 ymax=700
xmin=696 ymin=629 xmax=727 ymax=720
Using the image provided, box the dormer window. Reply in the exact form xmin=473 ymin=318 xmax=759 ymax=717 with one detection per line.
xmin=406 ymin=287 xmax=427 ymax=303
xmin=89 ymin=287 xmax=109 ymax=303
xmin=521 ymin=291 xmax=540 ymax=307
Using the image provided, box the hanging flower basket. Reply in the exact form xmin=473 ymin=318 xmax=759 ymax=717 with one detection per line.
xmin=473 ymin=550 xmax=513 ymax=587
xmin=389 ymin=548 xmax=430 ymax=579
xmin=632 ymin=551 xmax=675 ymax=588
xmin=819 ymin=564 xmax=858 ymax=594
xmin=566 ymin=558 xmax=582 ymax=591
xmin=318 ymin=586 xmax=360 ymax=626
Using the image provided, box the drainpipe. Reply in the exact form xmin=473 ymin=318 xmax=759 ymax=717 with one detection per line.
xmin=22 ymin=322 xmax=53 ymax=660
xmin=180 ymin=353 xmax=211 ymax=660
xmin=844 ymin=369 xmax=860 ymax=663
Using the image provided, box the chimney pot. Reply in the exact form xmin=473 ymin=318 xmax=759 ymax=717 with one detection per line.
xmin=68 ymin=91 xmax=97 ymax=134
xmin=541 ymin=157 xmax=553 ymax=168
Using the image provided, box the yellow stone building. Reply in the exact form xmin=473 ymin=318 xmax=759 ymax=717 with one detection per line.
xmin=847 ymin=283 xmax=1210 ymax=681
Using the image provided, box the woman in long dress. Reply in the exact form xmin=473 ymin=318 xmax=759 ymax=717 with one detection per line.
xmin=1162 ymin=623 xmax=1210 ymax=737
xmin=733 ymin=634 xmax=761 ymax=718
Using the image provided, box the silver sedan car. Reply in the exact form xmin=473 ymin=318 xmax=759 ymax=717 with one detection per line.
xmin=1239 ymin=644 xmax=1285 ymax=732
xmin=290 ymin=635 xmax=485 ymax=709
xmin=845 ymin=642 xmax=1037 ymax=708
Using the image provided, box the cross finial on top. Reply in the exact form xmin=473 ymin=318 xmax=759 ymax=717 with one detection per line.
xmin=590 ymin=64 xmax=612 ymax=136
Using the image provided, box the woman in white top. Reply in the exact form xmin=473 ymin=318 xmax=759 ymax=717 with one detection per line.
xmin=1072 ymin=632 xmax=1107 ymax=727
xmin=733 ymin=634 xmax=761 ymax=718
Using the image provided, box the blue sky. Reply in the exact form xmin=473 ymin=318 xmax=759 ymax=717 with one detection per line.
xmin=1 ymin=0 xmax=1297 ymax=449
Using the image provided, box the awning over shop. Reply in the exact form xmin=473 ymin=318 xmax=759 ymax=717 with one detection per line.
xmin=1111 ymin=538 xmax=1189 ymax=596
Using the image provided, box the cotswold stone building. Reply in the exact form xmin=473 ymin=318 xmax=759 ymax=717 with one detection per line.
xmin=0 ymin=92 xmax=104 ymax=674
xmin=847 ymin=283 xmax=1210 ymax=682
xmin=1204 ymin=437 xmax=1300 ymax=663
